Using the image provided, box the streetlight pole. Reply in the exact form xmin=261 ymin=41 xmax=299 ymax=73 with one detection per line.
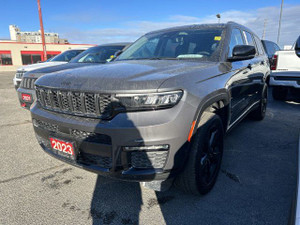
xmin=37 ymin=0 xmax=47 ymax=61
xmin=277 ymin=0 xmax=284 ymax=45
xmin=262 ymin=19 xmax=267 ymax=40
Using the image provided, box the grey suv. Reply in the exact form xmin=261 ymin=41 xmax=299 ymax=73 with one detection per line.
xmin=30 ymin=22 xmax=270 ymax=195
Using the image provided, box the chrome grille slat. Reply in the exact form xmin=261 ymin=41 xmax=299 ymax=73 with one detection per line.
xmin=21 ymin=77 xmax=37 ymax=89
xmin=35 ymin=87 xmax=113 ymax=119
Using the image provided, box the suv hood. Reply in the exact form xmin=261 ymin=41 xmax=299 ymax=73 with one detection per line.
xmin=36 ymin=60 xmax=222 ymax=92
xmin=25 ymin=62 xmax=98 ymax=77
xmin=17 ymin=61 xmax=67 ymax=72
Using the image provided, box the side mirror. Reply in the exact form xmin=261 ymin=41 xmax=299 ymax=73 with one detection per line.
xmin=295 ymin=36 xmax=300 ymax=58
xmin=228 ymin=45 xmax=256 ymax=61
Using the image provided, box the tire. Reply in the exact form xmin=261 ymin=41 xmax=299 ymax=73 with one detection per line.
xmin=272 ymin=86 xmax=288 ymax=100
xmin=250 ymin=85 xmax=268 ymax=121
xmin=175 ymin=113 xmax=224 ymax=195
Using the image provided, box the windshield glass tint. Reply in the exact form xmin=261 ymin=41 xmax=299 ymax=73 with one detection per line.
xmin=50 ymin=50 xmax=84 ymax=62
xmin=117 ymin=28 xmax=223 ymax=61
xmin=70 ymin=46 xmax=125 ymax=63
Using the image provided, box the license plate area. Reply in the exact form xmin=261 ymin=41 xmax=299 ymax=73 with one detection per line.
xmin=50 ymin=137 xmax=76 ymax=160
xmin=22 ymin=93 xmax=32 ymax=102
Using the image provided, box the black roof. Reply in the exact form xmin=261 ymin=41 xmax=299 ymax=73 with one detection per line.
xmin=146 ymin=21 xmax=255 ymax=36
xmin=98 ymin=42 xmax=132 ymax=46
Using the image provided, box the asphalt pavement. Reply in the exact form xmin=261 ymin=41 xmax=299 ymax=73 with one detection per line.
xmin=0 ymin=71 xmax=299 ymax=225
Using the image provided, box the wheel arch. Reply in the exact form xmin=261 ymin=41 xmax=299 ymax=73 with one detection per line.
xmin=192 ymin=90 xmax=230 ymax=138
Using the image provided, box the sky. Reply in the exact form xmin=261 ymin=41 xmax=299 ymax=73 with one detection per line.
xmin=1 ymin=0 xmax=300 ymax=47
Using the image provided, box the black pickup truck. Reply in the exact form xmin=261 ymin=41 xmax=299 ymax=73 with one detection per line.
xmin=30 ymin=22 xmax=270 ymax=195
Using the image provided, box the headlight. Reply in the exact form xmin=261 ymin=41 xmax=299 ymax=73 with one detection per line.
xmin=115 ymin=90 xmax=183 ymax=110
xmin=16 ymin=71 xmax=25 ymax=79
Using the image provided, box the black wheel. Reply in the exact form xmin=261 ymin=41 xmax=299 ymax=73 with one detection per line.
xmin=250 ymin=85 xmax=268 ymax=121
xmin=272 ymin=86 xmax=288 ymax=100
xmin=175 ymin=113 xmax=224 ymax=195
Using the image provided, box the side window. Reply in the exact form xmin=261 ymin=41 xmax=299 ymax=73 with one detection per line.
xmin=228 ymin=28 xmax=244 ymax=57
xmin=254 ymin=36 xmax=265 ymax=55
xmin=244 ymin=31 xmax=255 ymax=46
xmin=131 ymin=37 xmax=159 ymax=58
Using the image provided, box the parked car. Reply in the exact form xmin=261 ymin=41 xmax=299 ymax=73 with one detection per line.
xmin=30 ymin=22 xmax=270 ymax=195
xmin=13 ymin=48 xmax=89 ymax=89
xmin=269 ymin=36 xmax=300 ymax=100
xmin=17 ymin=43 xmax=131 ymax=109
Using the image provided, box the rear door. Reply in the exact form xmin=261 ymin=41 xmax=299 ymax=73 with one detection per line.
xmin=243 ymin=31 xmax=267 ymax=104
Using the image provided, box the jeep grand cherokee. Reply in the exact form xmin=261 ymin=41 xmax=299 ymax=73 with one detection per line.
xmin=30 ymin=22 xmax=270 ymax=195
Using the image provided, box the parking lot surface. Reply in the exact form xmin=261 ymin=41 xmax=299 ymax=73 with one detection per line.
xmin=0 ymin=71 xmax=299 ymax=225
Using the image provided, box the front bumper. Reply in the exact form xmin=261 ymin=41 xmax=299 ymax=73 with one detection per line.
xmin=269 ymin=71 xmax=300 ymax=88
xmin=30 ymin=96 xmax=196 ymax=182
xmin=17 ymin=87 xmax=36 ymax=110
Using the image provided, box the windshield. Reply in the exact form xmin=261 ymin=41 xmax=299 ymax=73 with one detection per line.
xmin=117 ymin=28 xmax=224 ymax=61
xmin=50 ymin=50 xmax=85 ymax=62
xmin=70 ymin=45 xmax=125 ymax=63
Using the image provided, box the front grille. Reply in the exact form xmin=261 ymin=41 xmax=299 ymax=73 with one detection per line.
xmin=70 ymin=129 xmax=112 ymax=145
xmin=36 ymin=87 xmax=113 ymax=119
xmin=131 ymin=151 xmax=168 ymax=169
xmin=33 ymin=119 xmax=58 ymax=132
xmin=78 ymin=152 xmax=112 ymax=168
xmin=16 ymin=71 xmax=25 ymax=79
xmin=20 ymin=77 xmax=37 ymax=89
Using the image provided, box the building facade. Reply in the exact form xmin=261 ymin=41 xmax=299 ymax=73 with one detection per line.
xmin=0 ymin=42 xmax=94 ymax=71
xmin=9 ymin=25 xmax=68 ymax=44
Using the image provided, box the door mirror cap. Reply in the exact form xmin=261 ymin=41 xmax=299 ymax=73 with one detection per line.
xmin=295 ymin=36 xmax=300 ymax=50
xmin=228 ymin=45 xmax=256 ymax=62
xmin=295 ymin=36 xmax=300 ymax=58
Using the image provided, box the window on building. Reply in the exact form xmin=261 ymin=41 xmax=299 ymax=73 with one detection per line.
xmin=21 ymin=52 xmax=42 ymax=65
xmin=0 ymin=51 xmax=13 ymax=65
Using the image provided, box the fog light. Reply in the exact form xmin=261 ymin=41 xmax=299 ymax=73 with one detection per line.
xmin=123 ymin=144 xmax=169 ymax=151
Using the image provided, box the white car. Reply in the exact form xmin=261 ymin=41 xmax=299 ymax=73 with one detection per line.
xmin=269 ymin=36 xmax=300 ymax=100
xmin=13 ymin=48 xmax=89 ymax=89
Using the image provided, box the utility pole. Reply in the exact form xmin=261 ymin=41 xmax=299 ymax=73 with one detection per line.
xmin=37 ymin=0 xmax=47 ymax=61
xmin=262 ymin=19 xmax=267 ymax=40
xmin=277 ymin=0 xmax=284 ymax=45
